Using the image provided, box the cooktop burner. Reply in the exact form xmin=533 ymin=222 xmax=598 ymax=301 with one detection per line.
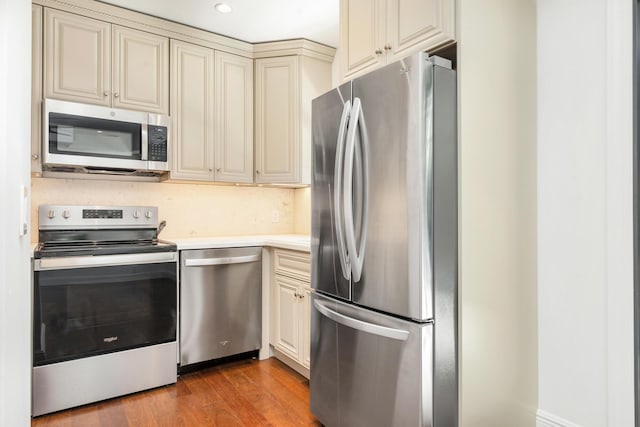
xmin=35 ymin=204 xmax=176 ymax=258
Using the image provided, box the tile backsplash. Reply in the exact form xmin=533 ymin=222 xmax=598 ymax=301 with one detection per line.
xmin=31 ymin=178 xmax=298 ymax=242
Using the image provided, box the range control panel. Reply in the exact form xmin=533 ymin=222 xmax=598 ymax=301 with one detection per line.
xmin=39 ymin=205 xmax=159 ymax=230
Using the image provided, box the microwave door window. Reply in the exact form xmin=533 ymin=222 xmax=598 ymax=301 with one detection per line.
xmin=49 ymin=113 xmax=142 ymax=160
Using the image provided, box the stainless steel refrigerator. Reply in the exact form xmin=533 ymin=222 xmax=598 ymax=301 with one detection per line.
xmin=310 ymin=52 xmax=458 ymax=427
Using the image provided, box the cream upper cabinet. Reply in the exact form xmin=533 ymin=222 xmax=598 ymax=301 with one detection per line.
xmin=340 ymin=0 xmax=386 ymax=80
xmin=254 ymin=56 xmax=299 ymax=184
xmin=44 ymin=9 xmax=169 ymax=113
xmin=254 ymin=55 xmax=332 ymax=185
xmin=214 ymin=51 xmax=254 ymax=183
xmin=45 ymin=8 xmax=110 ymax=106
xmin=112 ymin=26 xmax=169 ymax=114
xmin=170 ymin=40 xmax=215 ymax=181
xmin=32 ymin=5 xmax=43 ymax=174
xmin=340 ymin=0 xmax=455 ymax=80
xmin=170 ymin=44 xmax=254 ymax=183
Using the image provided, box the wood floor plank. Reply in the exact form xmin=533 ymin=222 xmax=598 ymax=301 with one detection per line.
xmin=240 ymin=360 xmax=317 ymax=425
xmin=32 ymin=358 xmax=320 ymax=427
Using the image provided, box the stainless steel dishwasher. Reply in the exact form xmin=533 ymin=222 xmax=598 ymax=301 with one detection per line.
xmin=180 ymin=247 xmax=262 ymax=367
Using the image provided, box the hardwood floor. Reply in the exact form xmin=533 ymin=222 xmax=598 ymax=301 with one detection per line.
xmin=31 ymin=358 xmax=321 ymax=426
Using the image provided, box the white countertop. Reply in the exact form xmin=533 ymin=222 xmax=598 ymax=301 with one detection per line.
xmin=169 ymin=234 xmax=310 ymax=252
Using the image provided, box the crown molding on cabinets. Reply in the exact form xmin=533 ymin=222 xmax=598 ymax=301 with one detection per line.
xmin=31 ymin=0 xmax=254 ymax=58
xmin=253 ymin=39 xmax=336 ymax=63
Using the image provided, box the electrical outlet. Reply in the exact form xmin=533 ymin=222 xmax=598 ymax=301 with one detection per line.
xmin=271 ymin=210 xmax=280 ymax=223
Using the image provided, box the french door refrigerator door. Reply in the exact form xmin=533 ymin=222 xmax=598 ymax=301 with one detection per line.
xmin=311 ymin=82 xmax=352 ymax=301
xmin=310 ymin=292 xmax=433 ymax=427
xmin=345 ymin=53 xmax=433 ymax=321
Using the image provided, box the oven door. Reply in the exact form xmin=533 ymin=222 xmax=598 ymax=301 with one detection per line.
xmin=33 ymin=252 xmax=177 ymax=367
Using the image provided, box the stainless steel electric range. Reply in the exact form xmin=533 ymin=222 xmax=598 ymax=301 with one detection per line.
xmin=32 ymin=205 xmax=178 ymax=417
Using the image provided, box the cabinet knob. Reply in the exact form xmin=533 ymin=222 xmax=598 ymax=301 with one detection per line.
xmin=114 ymin=92 xmax=119 ymax=98
xmin=209 ymin=168 xmax=213 ymax=172
xmin=103 ymin=91 xmax=109 ymax=97
xmin=32 ymin=154 xmax=39 ymax=160
xmin=384 ymin=43 xmax=392 ymax=51
xmin=256 ymin=170 xmax=260 ymax=174
xmin=216 ymin=168 xmax=221 ymax=172
xmin=375 ymin=48 xmax=383 ymax=55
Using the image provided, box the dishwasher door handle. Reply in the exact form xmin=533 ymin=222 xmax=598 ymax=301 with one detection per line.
xmin=184 ymin=254 xmax=260 ymax=267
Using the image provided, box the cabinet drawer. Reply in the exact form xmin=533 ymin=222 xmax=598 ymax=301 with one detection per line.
xmin=274 ymin=249 xmax=310 ymax=281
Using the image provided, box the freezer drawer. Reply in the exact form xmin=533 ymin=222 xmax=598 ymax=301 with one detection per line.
xmin=310 ymin=292 xmax=433 ymax=427
xmin=180 ymin=247 xmax=261 ymax=366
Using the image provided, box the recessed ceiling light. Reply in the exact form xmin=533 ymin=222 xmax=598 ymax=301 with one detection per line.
xmin=214 ymin=3 xmax=232 ymax=13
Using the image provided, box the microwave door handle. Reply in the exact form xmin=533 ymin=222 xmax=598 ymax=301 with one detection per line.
xmin=141 ymin=123 xmax=148 ymax=161
xmin=334 ymin=100 xmax=352 ymax=281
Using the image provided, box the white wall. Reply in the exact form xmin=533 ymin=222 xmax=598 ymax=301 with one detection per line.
xmin=537 ymin=0 xmax=634 ymax=425
xmin=457 ymin=0 xmax=537 ymax=426
xmin=0 ymin=0 xmax=33 ymax=425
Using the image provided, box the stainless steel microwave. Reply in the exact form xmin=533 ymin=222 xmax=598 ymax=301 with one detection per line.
xmin=43 ymin=99 xmax=170 ymax=174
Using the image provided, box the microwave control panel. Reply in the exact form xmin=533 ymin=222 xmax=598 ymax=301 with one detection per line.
xmin=148 ymin=125 xmax=168 ymax=162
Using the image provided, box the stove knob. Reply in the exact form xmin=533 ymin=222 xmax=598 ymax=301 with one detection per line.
xmin=145 ymin=210 xmax=152 ymax=219
xmin=62 ymin=210 xmax=70 ymax=219
xmin=47 ymin=210 xmax=56 ymax=219
xmin=133 ymin=210 xmax=140 ymax=219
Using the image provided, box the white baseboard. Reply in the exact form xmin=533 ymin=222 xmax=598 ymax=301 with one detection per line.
xmin=270 ymin=345 xmax=310 ymax=379
xmin=537 ymin=410 xmax=583 ymax=427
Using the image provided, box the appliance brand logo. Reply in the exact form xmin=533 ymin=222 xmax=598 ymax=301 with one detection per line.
xmin=104 ymin=336 xmax=118 ymax=343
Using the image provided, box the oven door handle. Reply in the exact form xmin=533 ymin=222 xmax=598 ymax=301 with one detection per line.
xmin=33 ymin=252 xmax=177 ymax=271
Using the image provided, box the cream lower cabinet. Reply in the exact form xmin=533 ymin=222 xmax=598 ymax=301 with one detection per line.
xmin=340 ymin=0 xmax=455 ymax=81
xmin=43 ymin=8 xmax=169 ymax=113
xmin=171 ymin=41 xmax=254 ymax=183
xmin=254 ymin=55 xmax=332 ymax=185
xmin=270 ymin=249 xmax=311 ymax=376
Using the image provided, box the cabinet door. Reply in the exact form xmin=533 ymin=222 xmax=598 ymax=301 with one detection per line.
xmin=32 ymin=5 xmax=43 ymax=174
xmin=112 ymin=26 xmax=169 ymax=114
xmin=214 ymin=52 xmax=254 ymax=183
xmin=170 ymin=40 xmax=215 ymax=181
xmin=273 ymin=274 xmax=302 ymax=361
xmin=254 ymin=56 xmax=300 ymax=183
xmin=386 ymin=0 xmax=455 ymax=60
xmin=301 ymin=285 xmax=311 ymax=369
xmin=44 ymin=9 xmax=110 ymax=106
xmin=339 ymin=0 xmax=385 ymax=80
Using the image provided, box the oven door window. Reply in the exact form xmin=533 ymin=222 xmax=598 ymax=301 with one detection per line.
xmin=48 ymin=112 xmax=142 ymax=160
xmin=33 ymin=262 xmax=176 ymax=366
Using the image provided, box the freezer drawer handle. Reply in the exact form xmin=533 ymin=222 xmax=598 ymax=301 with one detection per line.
xmin=314 ymin=299 xmax=409 ymax=341
xmin=184 ymin=255 xmax=260 ymax=267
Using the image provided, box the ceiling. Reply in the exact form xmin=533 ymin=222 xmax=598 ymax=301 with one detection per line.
xmin=99 ymin=0 xmax=339 ymax=47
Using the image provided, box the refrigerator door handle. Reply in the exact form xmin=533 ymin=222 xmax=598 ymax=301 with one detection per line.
xmin=314 ymin=299 xmax=409 ymax=341
xmin=334 ymin=100 xmax=352 ymax=280
xmin=343 ymin=97 xmax=369 ymax=282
